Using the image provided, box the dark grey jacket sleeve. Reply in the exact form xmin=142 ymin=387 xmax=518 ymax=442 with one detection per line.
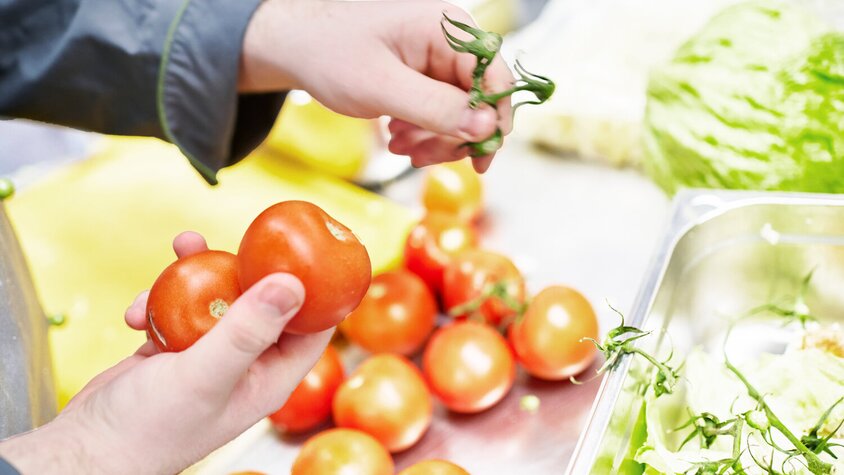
xmin=0 ymin=0 xmax=285 ymax=184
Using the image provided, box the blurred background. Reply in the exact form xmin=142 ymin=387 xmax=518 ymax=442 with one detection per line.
xmin=4 ymin=0 xmax=844 ymax=473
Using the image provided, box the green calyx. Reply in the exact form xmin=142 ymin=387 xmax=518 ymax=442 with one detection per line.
xmin=440 ymin=14 xmax=555 ymax=157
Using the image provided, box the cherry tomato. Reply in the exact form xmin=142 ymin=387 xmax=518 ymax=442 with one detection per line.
xmin=422 ymin=321 xmax=516 ymax=413
xmin=422 ymin=160 xmax=483 ymax=222
xmin=146 ymin=250 xmax=241 ymax=352
xmin=442 ymin=250 xmax=526 ymax=326
xmin=268 ymin=345 xmax=344 ymax=433
xmin=509 ymin=286 xmax=599 ymax=380
xmin=237 ymin=201 xmax=372 ymax=334
xmin=292 ymin=428 xmax=394 ymax=475
xmin=339 ymin=270 xmax=436 ymax=355
xmin=404 ymin=212 xmax=477 ymax=295
xmin=333 ymin=354 xmax=432 ymax=452
xmin=399 ymin=460 xmax=471 ymax=475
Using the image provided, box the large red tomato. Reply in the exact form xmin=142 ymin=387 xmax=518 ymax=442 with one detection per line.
xmin=422 ymin=321 xmax=516 ymax=413
xmin=339 ymin=270 xmax=436 ymax=355
xmin=399 ymin=460 xmax=470 ymax=475
xmin=268 ymin=345 xmax=344 ymax=433
xmin=146 ymin=250 xmax=241 ymax=352
xmin=509 ymin=286 xmax=599 ymax=380
xmin=421 ymin=160 xmax=483 ymax=222
xmin=442 ymin=249 xmax=526 ymax=326
xmin=291 ymin=428 xmax=394 ymax=475
xmin=333 ymin=354 xmax=432 ymax=452
xmin=404 ymin=212 xmax=477 ymax=295
xmin=237 ymin=201 xmax=372 ymax=334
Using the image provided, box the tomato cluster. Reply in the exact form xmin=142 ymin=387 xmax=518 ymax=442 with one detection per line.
xmin=150 ymin=163 xmax=600 ymax=474
xmin=146 ymin=200 xmax=372 ymax=351
xmin=263 ymin=160 xmax=599 ymax=473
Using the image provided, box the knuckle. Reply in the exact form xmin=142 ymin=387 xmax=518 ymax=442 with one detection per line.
xmin=224 ymin=318 xmax=274 ymax=355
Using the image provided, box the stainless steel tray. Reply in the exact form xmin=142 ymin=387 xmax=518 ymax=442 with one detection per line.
xmin=566 ymin=190 xmax=844 ymax=474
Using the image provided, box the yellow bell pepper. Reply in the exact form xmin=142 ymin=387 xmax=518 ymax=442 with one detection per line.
xmin=7 ymin=137 xmax=414 ymax=408
xmin=264 ymin=93 xmax=373 ymax=180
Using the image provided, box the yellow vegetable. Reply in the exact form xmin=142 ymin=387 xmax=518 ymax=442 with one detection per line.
xmin=7 ymin=137 xmax=414 ymax=408
xmin=264 ymin=92 xmax=373 ymax=180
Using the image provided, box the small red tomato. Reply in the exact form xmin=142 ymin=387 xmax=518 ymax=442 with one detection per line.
xmin=292 ymin=428 xmax=394 ymax=475
xmin=269 ymin=345 xmax=345 ymax=433
xmin=422 ymin=160 xmax=483 ymax=222
xmin=423 ymin=321 xmax=516 ymax=413
xmin=509 ymin=286 xmax=599 ymax=380
xmin=399 ymin=460 xmax=471 ymax=475
xmin=442 ymin=249 xmax=526 ymax=326
xmin=146 ymin=250 xmax=241 ymax=352
xmin=237 ymin=201 xmax=372 ymax=334
xmin=333 ymin=354 xmax=432 ymax=452
xmin=339 ymin=270 xmax=436 ymax=355
xmin=404 ymin=212 xmax=477 ymax=295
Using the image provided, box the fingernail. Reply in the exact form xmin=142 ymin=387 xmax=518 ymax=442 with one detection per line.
xmin=257 ymin=275 xmax=305 ymax=316
xmin=458 ymin=109 xmax=493 ymax=140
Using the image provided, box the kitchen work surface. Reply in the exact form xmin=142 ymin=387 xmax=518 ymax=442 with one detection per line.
xmin=190 ymin=140 xmax=671 ymax=474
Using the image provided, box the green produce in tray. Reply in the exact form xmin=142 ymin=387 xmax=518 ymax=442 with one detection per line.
xmin=644 ymin=0 xmax=844 ymax=195
xmin=585 ymin=311 xmax=844 ymax=474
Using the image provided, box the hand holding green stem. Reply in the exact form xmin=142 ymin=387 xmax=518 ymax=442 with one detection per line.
xmin=441 ymin=14 xmax=555 ymax=157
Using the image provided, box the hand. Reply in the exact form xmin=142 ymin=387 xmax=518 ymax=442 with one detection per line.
xmin=239 ymin=0 xmax=514 ymax=173
xmin=0 ymin=232 xmax=332 ymax=475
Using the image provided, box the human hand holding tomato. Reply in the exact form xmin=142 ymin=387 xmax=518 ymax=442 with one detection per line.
xmin=0 ymin=232 xmax=333 ymax=475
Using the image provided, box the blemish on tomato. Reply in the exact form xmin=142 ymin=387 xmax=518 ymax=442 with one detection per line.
xmin=148 ymin=310 xmax=168 ymax=347
xmin=325 ymin=220 xmax=350 ymax=242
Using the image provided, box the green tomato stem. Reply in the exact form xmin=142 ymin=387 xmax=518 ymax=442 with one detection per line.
xmin=725 ymin=359 xmax=831 ymax=474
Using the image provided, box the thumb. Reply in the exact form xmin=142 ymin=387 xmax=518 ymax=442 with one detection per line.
xmin=178 ymin=273 xmax=305 ymax=392
xmin=383 ymin=63 xmax=498 ymax=141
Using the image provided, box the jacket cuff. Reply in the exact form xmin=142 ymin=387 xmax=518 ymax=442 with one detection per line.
xmin=157 ymin=0 xmax=285 ymax=184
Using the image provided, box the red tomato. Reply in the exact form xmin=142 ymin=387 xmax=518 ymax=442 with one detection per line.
xmin=509 ymin=286 xmax=599 ymax=380
xmin=442 ymin=249 xmax=526 ymax=326
xmin=422 ymin=321 xmax=515 ymax=413
xmin=237 ymin=201 xmax=372 ymax=334
xmin=422 ymin=160 xmax=483 ymax=222
xmin=339 ymin=270 xmax=436 ymax=355
xmin=399 ymin=460 xmax=470 ymax=475
xmin=268 ymin=345 xmax=344 ymax=433
xmin=146 ymin=250 xmax=241 ymax=352
xmin=333 ymin=354 xmax=432 ymax=452
xmin=404 ymin=212 xmax=477 ymax=295
xmin=292 ymin=428 xmax=394 ymax=475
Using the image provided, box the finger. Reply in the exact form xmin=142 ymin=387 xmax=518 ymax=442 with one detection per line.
xmin=487 ymin=58 xmax=514 ymax=135
xmin=472 ymin=154 xmax=495 ymax=174
xmin=408 ymin=135 xmax=469 ymax=168
xmin=248 ymin=329 xmax=335 ymax=415
xmin=173 ymin=231 xmax=209 ymax=259
xmin=134 ymin=339 xmax=160 ymax=357
xmin=125 ymin=290 xmax=150 ymax=331
xmin=388 ymin=118 xmax=417 ymax=136
xmin=379 ymin=61 xmax=498 ymax=142
xmin=389 ymin=128 xmax=437 ymax=156
xmin=178 ymin=273 xmax=305 ymax=392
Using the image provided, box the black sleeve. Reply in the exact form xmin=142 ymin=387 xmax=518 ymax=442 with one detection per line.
xmin=0 ymin=0 xmax=286 ymax=184
xmin=0 ymin=457 xmax=20 ymax=475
